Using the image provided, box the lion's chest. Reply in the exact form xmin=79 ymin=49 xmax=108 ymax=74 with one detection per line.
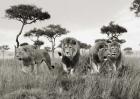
xmin=62 ymin=57 xmax=78 ymax=68
xmin=62 ymin=53 xmax=80 ymax=67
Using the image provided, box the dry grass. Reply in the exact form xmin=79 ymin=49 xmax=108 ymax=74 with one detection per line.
xmin=0 ymin=55 xmax=139 ymax=99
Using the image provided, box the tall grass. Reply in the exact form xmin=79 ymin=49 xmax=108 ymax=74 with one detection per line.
xmin=0 ymin=55 xmax=140 ymax=99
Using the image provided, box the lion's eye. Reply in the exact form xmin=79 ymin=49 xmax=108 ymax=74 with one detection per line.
xmin=69 ymin=46 xmax=72 ymax=48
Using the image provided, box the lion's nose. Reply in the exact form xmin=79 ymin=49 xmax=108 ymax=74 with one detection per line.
xmin=66 ymin=52 xmax=69 ymax=54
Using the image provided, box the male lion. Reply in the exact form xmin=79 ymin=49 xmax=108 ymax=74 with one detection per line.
xmin=108 ymin=41 xmax=124 ymax=72
xmin=15 ymin=44 xmax=53 ymax=73
xmin=89 ymin=40 xmax=112 ymax=73
xmin=58 ymin=37 xmax=80 ymax=75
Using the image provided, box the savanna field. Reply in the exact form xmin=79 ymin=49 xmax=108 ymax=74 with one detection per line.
xmin=0 ymin=53 xmax=139 ymax=99
xmin=1 ymin=0 xmax=140 ymax=99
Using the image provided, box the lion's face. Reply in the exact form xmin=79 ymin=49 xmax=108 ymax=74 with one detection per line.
xmin=109 ymin=42 xmax=121 ymax=59
xmin=98 ymin=47 xmax=111 ymax=61
xmin=93 ymin=41 xmax=110 ymax=61
xmin=58 ymin=38 xmax=80 ymax=59
xmin=62 ymin=42 xmax=79 ymax=59
xmin=15 ymin=46 xmax=31 ymax=60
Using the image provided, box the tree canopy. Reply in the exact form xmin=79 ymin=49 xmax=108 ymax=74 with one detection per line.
xmin=33 ymin=40 xmax=44 ymax=48
xmin=100 ymin=21 xmax=127 ymax=42
xmin=123 ymin=47 xmax=133 ymax=51
xmin=0 ymin=45 xmax=10 ymax=61
xmin=24 ymin=28 xmax=44 ymax=41
xmin=95 ymin=39 xmax=108 ymax=43
xmin=130 ymin=0 xmax=140 ymax=16
xmin=24 ymin=28 xmax=45 ymax=48
xmin=43 ymin=24 xmax=69 ymax=40
xmin=5 ymin=4 xmax=50 ymax=24
xmin=0 ymin=45 xmax=10 ymax=51
xmin=42 ymin=24 xmax=69 ymax=57
xmin=5 ymin=4 xmax=50 ymax=47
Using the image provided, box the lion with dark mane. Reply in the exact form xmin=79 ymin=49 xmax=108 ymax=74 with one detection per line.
xmin=90 ymin=40 xmax=124 ymax=74
xmin=108 ymin=41 xmax=124 ymax=72
xmin=89 ymin=39 xmax=125 ymax=75
xmin=15 ymin=43 xmax=53 ymax=73
xmin=58 ymin=37 xmax=81 ymax=75
xmin=89 ymin=40 xmax=112 ymax=73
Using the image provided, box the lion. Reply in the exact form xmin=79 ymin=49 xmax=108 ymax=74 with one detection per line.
xmin=108 ymin=41 xmax=124 ymax=72
xmin=89 ymin=40 xmax=112 ymax=73
xmin=15 ymin=44 xmax=53 ymax=74
xmin=58 ymin=37 xmax=80 ymax=75
xmin=89 ymin=39 xmax=125 ymax=76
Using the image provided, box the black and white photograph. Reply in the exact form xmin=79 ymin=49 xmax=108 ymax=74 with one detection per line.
xmin=0 ymin=0 xmax=139 ymax=99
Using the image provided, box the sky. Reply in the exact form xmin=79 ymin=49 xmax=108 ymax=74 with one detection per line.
xmin=0 ymin=0 xmax=139 ymax=51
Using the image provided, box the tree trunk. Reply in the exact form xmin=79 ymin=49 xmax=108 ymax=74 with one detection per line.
xmin=51 ymin=38 xmax=56 ymax=58
xmin=16 ymin=23 xmax=25 ymax=48
xmin=51 ymin=42 xmax=54 ymax=58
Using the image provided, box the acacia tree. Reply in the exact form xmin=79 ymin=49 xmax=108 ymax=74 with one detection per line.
xmin=24 ymin=28 xmax=44 ymax=48
xmin=95 ymin=39 xmax=107 ymax=43
xmin=123 ymin=47 xmax=133 ymax=55
xmin=130 ymin=0 xmax=140 ymax=16
xmin=124 ymin=47 xmax=132 ymax=51
xmin=5 ymin=4 xmax=50 ymax=47
xmin=42 ymin=24 xmax=69 ymax=58
xmin=33 ymin=40 xmax=44 ymax=49
xmin=100 ymin=21 xmax=127 ymax=42
xmin=0 ymin=45 xmax=10 ymax=63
